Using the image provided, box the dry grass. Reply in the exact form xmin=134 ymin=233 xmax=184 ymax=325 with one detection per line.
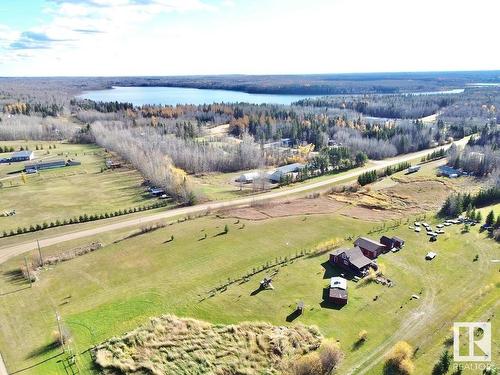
xmin=94 ymin=315 xmax=323 ymax=375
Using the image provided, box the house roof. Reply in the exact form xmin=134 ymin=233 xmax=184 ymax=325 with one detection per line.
xmin=12 ymin=150 xmax=33 ymax=158
xmin=354 ymin=237 xmax=384 ymax=253
xmin=331 ymin=246 xmax=373 ymax=269
xmin=330 ymin=277 xmax=347 ymax=290
xmin=329 ymin=288 xmax=348 ymax=300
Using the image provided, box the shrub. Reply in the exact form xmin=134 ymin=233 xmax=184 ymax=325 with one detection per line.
xmin=358 ymin=330 xmax=368 ymax=342
xmin=384 ymin=341 xmax=414 ymax=375
xmin=290 ymin=352 xmax=322 ymax=375
xmin=318 ymin=340 xmax=343 ymax=373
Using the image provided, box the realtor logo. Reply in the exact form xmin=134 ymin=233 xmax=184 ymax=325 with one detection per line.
xmin=453 ymin=322 xmax=491 ymax=362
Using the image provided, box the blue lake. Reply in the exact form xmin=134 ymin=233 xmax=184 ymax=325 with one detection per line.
xmin=78 ymin=86 xmax=321 ymax=106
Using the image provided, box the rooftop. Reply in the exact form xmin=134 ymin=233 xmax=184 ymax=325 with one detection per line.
xmin=354 ymin=237 xmax=384 ymax=253
xmin=330 ymin=277 xmax=347 ymax=290
xmin=12 ymin=150 xmax=33 ymax=157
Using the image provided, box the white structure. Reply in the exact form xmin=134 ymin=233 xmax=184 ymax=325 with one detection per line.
xmin=235 ymin=172 xmax=260 ymax=184
xmin=268 ymin=163 xmax=305 ymax=183
xmin=330 ymin=277 xmax=347 ymax=290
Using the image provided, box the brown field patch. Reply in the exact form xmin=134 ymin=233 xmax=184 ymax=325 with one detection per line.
xmin=223 ymin=197 xmax=346 ymax=220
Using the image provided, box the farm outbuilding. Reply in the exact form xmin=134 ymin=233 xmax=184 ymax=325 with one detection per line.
xmin=329 ymin=277 xmax=348 ymax=305
xmin=11 ymin=150 xmax=34 ymax=162
xmin=354 ymin=237 xmax=386 ymax=259
xmin=235 ymin=172 xmax=260 ymax=184
xmin=268 ymin=163 xmax=304 ymax=183
xmin=437 ymin=166 xmax=461 ymax=178
xmin=24 ymin=159 xmax=66 ymax=172
xmin=407 ymin=165 xmax=421 ymax=174
xmin=329 ymin=247 xmax=377 ymax=276
xmin=380 ymin=235 xmax=405 ymax=251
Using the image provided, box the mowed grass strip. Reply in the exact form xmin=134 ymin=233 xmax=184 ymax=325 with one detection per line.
xmin=0 ymin=211 xmax=498 ymax=374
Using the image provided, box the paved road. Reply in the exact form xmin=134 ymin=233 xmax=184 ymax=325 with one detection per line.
xmin=0 ymin=138 xmax=468 ymax=268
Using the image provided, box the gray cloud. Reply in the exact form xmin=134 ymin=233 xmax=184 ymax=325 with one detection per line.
xmin=73 ymin=28 xmax=104 ymax=34
xmin=9 ymin=31 xmax=73 ymax=50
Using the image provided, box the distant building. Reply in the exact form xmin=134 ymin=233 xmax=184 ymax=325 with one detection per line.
xmin=379 ymin=236 xmax=405 ymax=251
xmin=25 ymin=159 xmax=66 ymax=172
xmin=329 ymin=276 xmax=348 ymax=305
xmin=149 ymin=187 xmax=165 ymax=196
xmin=329 ymin=247 xmax=377 ymax=276
xmin=407 ymin=165 xmax=421 ymax=174
xmin=354 ymin=237 xmax=386 ymax=259
xmin=235 ymin=172 xmax=260 ymax=184
xmin=263 ymin=138 xmax=292 ymax=149
xmin=11 ymin=150 xmax=34 ymax=162
xmin=106 ymin=159 xmax=122 ymax=169
xmin=268 ymin=163 xmax=305 ymax=183
xmin=437 ymin=166 xmax=460 ymax=178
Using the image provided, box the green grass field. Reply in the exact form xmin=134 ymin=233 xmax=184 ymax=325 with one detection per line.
xmin=0 ymin=141 xmax=160 ymax=233
xmin=0 ymin=207 xmax=498 ymax=374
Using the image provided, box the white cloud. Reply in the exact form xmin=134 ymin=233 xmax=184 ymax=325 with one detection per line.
xmin=1 ymin=0 xmax=499 ymax=75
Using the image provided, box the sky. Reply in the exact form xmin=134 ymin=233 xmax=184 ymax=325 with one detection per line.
xmin=0 ymin=0 xmax=499 ymax=76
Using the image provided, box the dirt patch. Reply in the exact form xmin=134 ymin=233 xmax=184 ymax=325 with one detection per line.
xmin=224 ymin=197 xmax=346 ymax=220
xmin=333 ymin=179 xmax=454 ymax=220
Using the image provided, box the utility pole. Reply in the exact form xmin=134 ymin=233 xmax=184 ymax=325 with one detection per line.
xmin=37 ymin=240 xmax=43 ymax=266
xmin=56 ymin=311 xmax=65 ymax=353
xmin=24 ymin=256 xmax=32 ymax=288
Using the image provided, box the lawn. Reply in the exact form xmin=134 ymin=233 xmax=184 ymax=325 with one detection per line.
xmin=0 ymin=208 xmax=498 ymax=374
xmin=0 ymin=141 xmax=160 ymax=233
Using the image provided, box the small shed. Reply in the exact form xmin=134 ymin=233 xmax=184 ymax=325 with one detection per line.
xmin=329 ymin=277 xmax=348 ymax=305
xmin=380 ymin=235 xmax=405 ymax=250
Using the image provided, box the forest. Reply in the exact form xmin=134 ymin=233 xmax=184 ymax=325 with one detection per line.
xmin=1 ymin=78 xmax=499 ymax=204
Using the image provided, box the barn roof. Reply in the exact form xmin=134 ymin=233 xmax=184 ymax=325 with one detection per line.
xmin=354 ymin=237 xmax=384 ymax=253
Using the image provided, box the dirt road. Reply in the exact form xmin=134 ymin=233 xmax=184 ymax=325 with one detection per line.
xmin=0 ymin=138 xmax=468 ymax=268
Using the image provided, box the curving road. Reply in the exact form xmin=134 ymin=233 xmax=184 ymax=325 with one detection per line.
xmin=0 ymin=138 xmax=468 ymax=268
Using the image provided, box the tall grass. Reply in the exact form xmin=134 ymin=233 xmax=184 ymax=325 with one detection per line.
xmin=95 ymin=314 xmax=322 ymax=375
